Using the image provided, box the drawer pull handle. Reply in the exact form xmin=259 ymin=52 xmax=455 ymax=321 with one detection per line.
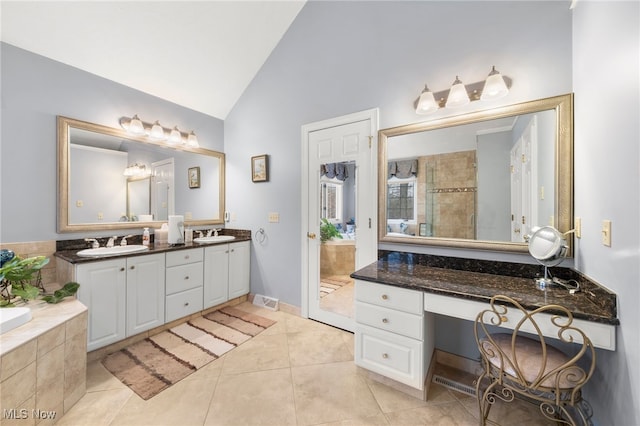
xmin=130 ymin=266 xmax=135 ymax=270
xmin=381 ymin=294 xmax=388 ymax=300
xmin=185 ymin=255 xmax=190 ymax=259
xmin=382 ymin=318 xmax=389 ymax=324
xmin=382 ymin=353 xmax=389 ymax=359
xmin=184 ymin=302 xmax=189 ymax=306
xmin=184 ymin=276 xmax=190 ymax=280
xmin=120 ymin=267 xmax=125 ymax=272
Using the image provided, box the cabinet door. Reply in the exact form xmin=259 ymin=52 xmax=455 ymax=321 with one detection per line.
xmin=203 ymin=244 xmax=229 ymax=308
xmin=126 ymin=253 xmax=165 ymax=336
xmin=228 ymin=241 xmax=250 ymax=299
xmin=76 ymin=259 xmax=126 ymax=351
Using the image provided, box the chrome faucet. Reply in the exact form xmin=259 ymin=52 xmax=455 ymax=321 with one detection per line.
xmin=206 ymin=229 xmax=214 ymax=237
xmin=106 ymin=236 xmax=118 ymax=248
xmin=196 ymin=230 xmax=204 ymax=238
xmin=213 ymin=228 xmax=220 ymax=237
xmin=120 ymin=235 xmax=133 ymax=246
xmin=85 ymin=238 xmax=99 ymax=249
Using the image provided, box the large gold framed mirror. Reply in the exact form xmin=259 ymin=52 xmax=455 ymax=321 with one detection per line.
xmin=378 ymin=93 xmax=573 ymax=255
xmin=58 ymin=116 xmax=225 ymax=233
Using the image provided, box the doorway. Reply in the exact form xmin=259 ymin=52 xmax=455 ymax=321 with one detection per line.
xmin=301 ymin=109 xmax=378 ymax=332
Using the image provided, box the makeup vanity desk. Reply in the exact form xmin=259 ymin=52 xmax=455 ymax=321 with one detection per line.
xmin=351 ymin=251 xmax=619 ymax=392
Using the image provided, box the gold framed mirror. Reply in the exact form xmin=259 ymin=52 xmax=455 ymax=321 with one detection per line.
xmin=57 ymin=116 xmax=225 ymax=233
xmin=378 ymin=93 xmax=573 ymax=255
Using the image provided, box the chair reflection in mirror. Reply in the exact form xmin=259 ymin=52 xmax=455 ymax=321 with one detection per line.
xmin=474 ymin=295 xmax=596 ymax=426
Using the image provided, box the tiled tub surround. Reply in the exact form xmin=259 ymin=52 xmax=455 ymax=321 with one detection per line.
xmin=353 ymin=251 xmax=618 ymax=325
xmin=0 ymin=299 xmax=88 ymax=425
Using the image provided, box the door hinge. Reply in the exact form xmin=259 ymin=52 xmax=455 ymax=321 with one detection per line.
xmin=369 ymin=218 xmax=372 ymax=228
xmin=522 ymin=216 xmax=526 ymax=225
xmin=368 ymin=135 xmax=373 ymax=149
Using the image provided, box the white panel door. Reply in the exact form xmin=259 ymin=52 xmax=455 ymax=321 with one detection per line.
xmin=305 ymin=111 xmax=377 ymax=332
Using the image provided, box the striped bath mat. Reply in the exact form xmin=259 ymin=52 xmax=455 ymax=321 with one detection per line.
xmin=102 ymin=306 xmax=276 ymax=400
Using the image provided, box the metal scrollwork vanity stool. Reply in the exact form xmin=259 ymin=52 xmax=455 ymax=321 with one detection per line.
xmin=474 ymin=295 xmax=596 ymax=426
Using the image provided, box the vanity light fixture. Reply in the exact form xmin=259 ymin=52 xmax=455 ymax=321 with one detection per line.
xmin=123 ymin=163 xmax=148 ymax=177
xmin=120 ymin=115 xmax=200 ymax=149
xmin=414 ymin=66 xmax=511 ymax=115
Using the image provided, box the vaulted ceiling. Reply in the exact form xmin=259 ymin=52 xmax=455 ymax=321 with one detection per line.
xmin=1 ymin=1 xmax=306 ymax=119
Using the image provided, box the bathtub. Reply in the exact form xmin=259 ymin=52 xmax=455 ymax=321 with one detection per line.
xmin=321 ymin=239 xmax=356 ymax=276
xmin=0 ymin=306 xmax=32 ymax=335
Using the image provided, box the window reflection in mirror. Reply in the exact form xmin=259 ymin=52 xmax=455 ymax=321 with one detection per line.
xmin=378 ymin=94 xmax=574 ymax=254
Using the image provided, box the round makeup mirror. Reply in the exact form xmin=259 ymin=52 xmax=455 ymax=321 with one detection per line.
xmin=527 ymin=226 xmax=568 ymax=289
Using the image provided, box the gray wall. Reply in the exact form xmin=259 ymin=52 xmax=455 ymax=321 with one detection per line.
xmin=476 ymin=131 xmax=510 ymax=241
xmin=0 ymin=42 xmax=224 ymax=242
xmin=572 ymin=2 xmax=639 ymax=425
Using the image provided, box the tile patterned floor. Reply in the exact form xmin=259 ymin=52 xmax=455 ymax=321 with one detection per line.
xmin=57 ymin=302 xmax=550 ymax=426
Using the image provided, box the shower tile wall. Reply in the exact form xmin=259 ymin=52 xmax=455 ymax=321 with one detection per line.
xmin=418 ymin=150 xmax=476 ymax=239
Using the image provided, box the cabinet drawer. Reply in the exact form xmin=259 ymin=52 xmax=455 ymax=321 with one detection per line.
xmin=165 ymin=287 xmax=203 ymax=322
xmin=166 ymin=248 xmax=203 ymax=267
xmin=166 ymin=262 xmax=203 ymax=295
xmin=355 ymin=280 xmax=423 ymax=314
xmin=355 ymin=324 xmax=424 ymax=390
xmin=356 ymin=301 xmax=423 ymax=340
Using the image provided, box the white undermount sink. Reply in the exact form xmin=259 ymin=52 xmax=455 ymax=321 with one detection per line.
xmin=77 ymin=245 xmax=149 ymax=257
xmin=193 ymin=235 xmax=236 ymax=244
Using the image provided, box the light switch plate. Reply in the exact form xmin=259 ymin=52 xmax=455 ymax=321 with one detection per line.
xmin=575 ymin=217 xmax=581 ymax=238
xmin=268 ymin=212 xmax=279 ymax=223
xmin=602 ymin=220 xmax=612 ymax=247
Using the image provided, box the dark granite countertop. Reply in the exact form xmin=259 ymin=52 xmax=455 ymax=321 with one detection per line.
xmin=352 ymin=251 xmax=619 ymax=326
xmin=54 ymin=229 xmax=251 ymax=264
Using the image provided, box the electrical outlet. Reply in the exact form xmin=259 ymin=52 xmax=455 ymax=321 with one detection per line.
xmin=97 ymin=212 xmax=104 ymax=220
xmin=602 ymin=220 xmax=612 ymax=247
xmin=575 ymin=217 xmax=581 ymax=238
xmin=184 ymin=211 xmax=193 ymax=220
xmin=268 ymin=212 xmax=279 ymax=223
xmin=76 ymin=200 xmax=83 ymax=207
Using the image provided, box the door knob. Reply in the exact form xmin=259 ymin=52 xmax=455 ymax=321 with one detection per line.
xmin=307 ymin=232 xmax=316 ymax=239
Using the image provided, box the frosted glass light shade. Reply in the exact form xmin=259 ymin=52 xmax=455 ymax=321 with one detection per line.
xmin=415 ymin=85 xmax=439 ymax=114
xmin=481 ymin=66 xmax=509 ymax=100
xmin=128 ymin=115 xmax=145 ymax=135
xmin=187 ymin=131 xmax=199 ymax=148
xmin=445 ymin=77 xmax=470 ymax=108
xmin=168 ymin=126 xmax=182 ymax=145
xmin=150 ymin=121 xmax=166 ymax=140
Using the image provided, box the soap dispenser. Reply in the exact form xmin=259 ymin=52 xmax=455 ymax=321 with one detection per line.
xmin=142 ymin=228 xmax=150 ymax=246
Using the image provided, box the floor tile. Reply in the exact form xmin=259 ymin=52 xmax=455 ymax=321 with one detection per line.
xmin=292 ymin=361 xmax=382 ymax=425
xmin=288 ymin=329 xmax=353 ymax=367
xmin=220 ymin=332 xmax=290 ymax=375
xmin=384 ymin=400 xmax=478 ymax=426
xmin=205 ymin=368 xmax=296 ymax=425
xmin=55 ymin=388 xmax=132 ymax=426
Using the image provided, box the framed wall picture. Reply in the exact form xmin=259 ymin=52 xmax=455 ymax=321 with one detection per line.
xmin=419 ymin=223 xmax=428 ymax=237
xmin=188 ymin=166 xmax=200 ymax=188
xmin=251 ymin=154 xmax=269 ymax=182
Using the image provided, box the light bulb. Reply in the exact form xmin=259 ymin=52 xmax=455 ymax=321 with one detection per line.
xmin=128 ymin=114 xmax=145 ymax=135
xmin=150 ymin=121 xmax=166 ymax=140
xmin=168 ymin=126 xmax=182 ymax=145
xmin=481 ymin=66 xmax=509 ymax=101
xmin=187 ymin=131 xmax=199 ymax=148
xmin=415 ymin=85 xmax=439 ymax=114
xmin=445 ymin=76 xmax=470 ymax=108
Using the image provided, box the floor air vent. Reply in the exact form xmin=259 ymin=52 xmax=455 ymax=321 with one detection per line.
xmin=253 ymin=294 xmax=279 ymax=311
xmin=432 ymin=374 xmax=477 ymax=397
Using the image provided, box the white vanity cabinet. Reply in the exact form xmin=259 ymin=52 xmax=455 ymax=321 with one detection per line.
xmin=203 ymin=241 xmax=251 ymax=308
xmin=165 ymin=248 xmax=204 ymax=322
xmin=126 ymin=253 xmax=165 ymax=336
xmin=354 ymin=280 xmax=434 ymax=390
xmin=76 ymin=252 xmax=165 ymax=351
xmin=76 ymin=259 xmax=126 ymax=351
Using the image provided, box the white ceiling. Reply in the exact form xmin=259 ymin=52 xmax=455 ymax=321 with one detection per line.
xmin=0 ymin=1 xmax=306 ymax=119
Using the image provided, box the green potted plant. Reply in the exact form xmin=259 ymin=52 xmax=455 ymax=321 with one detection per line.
xmin=0 ymin=254 xmax=79 ymax=307
xmin=320 ymin=218 xmax=343 ymax=243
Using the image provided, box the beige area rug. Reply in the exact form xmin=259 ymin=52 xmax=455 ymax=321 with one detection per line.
xmin=320 ymin=275 xmax=353 ymax=298
xmin=102 ymin=306 xmax=276 ymax=400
